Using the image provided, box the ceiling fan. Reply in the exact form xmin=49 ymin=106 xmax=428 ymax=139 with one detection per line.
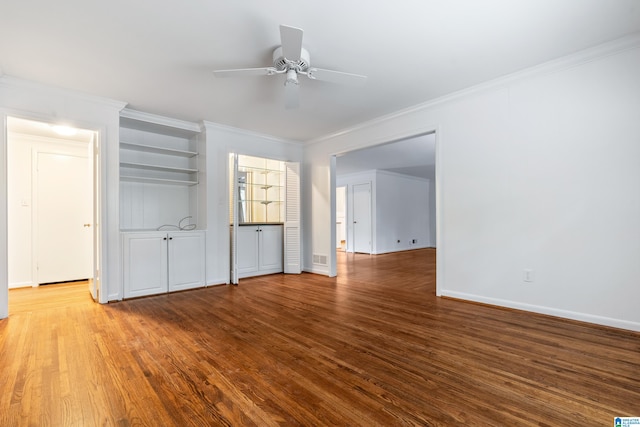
xmin=213 ymin=25 xmax=367 ymax=109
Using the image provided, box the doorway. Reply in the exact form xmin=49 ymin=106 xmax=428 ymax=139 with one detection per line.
xmin=7 ymin=117 xmax=97 ymax=310
xmin=228 ymin=153 xmax=301 ymax=284
xmin=332 ymin=131 xmax=438 ymax=278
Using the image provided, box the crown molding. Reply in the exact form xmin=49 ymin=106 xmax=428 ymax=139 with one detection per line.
xmin=0 ymin=75 xmax=127 ymax=111
xmin=307 ymin=32 xmax=640 ymax=146
xmin=120 ymin=108 xmax=201 ymax=135
xmin=200 ymin=120 xmax=302 ymax=147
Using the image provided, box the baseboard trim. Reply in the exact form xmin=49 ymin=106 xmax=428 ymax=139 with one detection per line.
xmin=9 ymin=281 xmax=34 ymax=289
xmin=440 ymin=290 xmax=640 ymax=333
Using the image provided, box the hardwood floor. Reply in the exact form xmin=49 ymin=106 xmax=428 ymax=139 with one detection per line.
xmin=1 ymin=249 xmax=638 ymax=426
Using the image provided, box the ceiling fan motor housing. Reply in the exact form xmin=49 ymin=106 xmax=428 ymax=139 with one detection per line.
xmin=273 ymin=46 xmax=310 ymax=72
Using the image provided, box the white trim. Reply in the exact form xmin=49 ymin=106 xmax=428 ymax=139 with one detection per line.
xmin=0 ymin=75 xmax=126 ymax=111
xmin=201 ymin=120 xmax=302 ymax=147
xmin=0 ymin=113 xmax=7 ymax=318
xmin=306 ymin=265 xmax=330 ymax=276
xmin=329 ymin=156 xmax=337 ymax=277
xmin=121 ymin=108 xmax=200 ymax=134
xmin=441 ymin=290 xmax=640 ymax=333
xmin=8 ymin=281 xmax=33 ymax=289
xmin=434 ymin=128 xmax=443 ymax=297
xmin=306 ymin=32 xmax=640 ymax=146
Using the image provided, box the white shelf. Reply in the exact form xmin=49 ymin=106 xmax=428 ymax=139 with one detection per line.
xmin=119 ymin=110 xmax=204 ymax=231
xmin=120 ymin=161 xmax=198 ymax=174
xmin=120 ymin=175 xmax=198 ymax=186
xmin=121 ymin=142 xmax=197 ymax=158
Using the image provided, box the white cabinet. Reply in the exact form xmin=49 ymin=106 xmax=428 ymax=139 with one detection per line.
xmin=122 ymin=231 xmax=205 ymax=298
xmin=236 ymin=225 xmax=283 ymax=279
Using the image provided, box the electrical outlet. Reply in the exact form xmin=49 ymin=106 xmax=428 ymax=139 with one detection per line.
xmin=523 ymin=269 xmax=534 ymax=282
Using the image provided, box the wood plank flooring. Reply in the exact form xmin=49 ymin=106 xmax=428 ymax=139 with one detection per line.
xmin=1 ymin=249 xmax=638 ymax=426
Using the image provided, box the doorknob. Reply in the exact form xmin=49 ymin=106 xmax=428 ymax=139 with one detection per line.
xmin=83 ymin=223 xmax=91 ymax=227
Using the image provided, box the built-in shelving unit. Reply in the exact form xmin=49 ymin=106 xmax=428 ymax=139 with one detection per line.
xmin=236 ymin=156 xmax=285 ymax=224
xmin=119 ymin=109 xmax=203 ymax=230
xmin=120 ymin=137 xmax=199 ymax=185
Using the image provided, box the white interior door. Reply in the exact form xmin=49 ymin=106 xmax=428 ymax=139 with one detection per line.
xmin=284 ymin=161 xmax=301 ymax=274
xmin=36 ymin=152 xmax=92 ymax=284
xmin=230 ymin=153 xmax=239 ymax=284
xmin=89 ymin=133 xmax=99 ymax=299
xmin=352 ymin=182 xmax=372 ymax=254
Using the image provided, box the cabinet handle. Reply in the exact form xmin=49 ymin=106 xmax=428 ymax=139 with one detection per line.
xmin=163 ymin=237 xmax=167 ymax=240
xmin=169 ymin=237 xmax=173 ymax=240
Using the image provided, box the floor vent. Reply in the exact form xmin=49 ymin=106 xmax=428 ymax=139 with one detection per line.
xmin=313 ymin=254 xmax=328 ymax=266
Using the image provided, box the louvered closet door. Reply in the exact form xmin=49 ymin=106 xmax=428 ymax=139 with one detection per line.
xmin=284 ymin=162 xmax=301 ymax=274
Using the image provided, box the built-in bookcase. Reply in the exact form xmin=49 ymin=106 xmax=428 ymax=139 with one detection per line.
xmin=119 ymin=109 xmax=203 ymax=231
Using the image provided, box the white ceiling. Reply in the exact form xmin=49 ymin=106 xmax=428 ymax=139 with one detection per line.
xmin=1 ymin=1 xmax=640 ymax=142
xmin=337 ymin=133 xmax=436 ymax=179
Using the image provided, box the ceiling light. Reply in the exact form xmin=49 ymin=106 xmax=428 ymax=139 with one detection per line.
xmin=285 ymin=69 xmax=299 ymax=86
xmin=52 ymin=125 xmax=77 ymax=136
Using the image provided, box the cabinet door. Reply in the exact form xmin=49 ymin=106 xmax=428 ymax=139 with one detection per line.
xmin=123 ymin=232 xmax=168 ymax=298
xmin=259 ymin=225 xmax=283 ymax=273
xmin=237 ymin=226 xmax=259 ymax=278
xmin=168 ymin=231 xmax=206 ymax=292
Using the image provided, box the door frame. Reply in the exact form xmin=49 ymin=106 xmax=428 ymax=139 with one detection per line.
xmin=329 ymin=127 xmax=443 ymax=295
xmin=227 ymin=152 xmax=301 ymax=284
xmin=1 ymin=112 xmax=107 ymax=318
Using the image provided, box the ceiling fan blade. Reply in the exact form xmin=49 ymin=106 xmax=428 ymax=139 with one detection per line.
xmin=307 ymin=68 xmax=367 ymax=86
xmin=284 ymin=81 xmax=299 ymax=109
xmin=279 ymin=25 xmax=303 ymax=62
xmin=213 ymin=67 xmax=277 ymax=78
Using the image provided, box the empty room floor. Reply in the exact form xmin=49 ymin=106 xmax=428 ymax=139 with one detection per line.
xmin=1 ymin=249 xmax=638 ymax=426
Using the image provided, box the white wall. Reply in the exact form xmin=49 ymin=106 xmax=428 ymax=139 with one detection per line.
xmin=374 ymin=171 xmax=430 ymax=253
xmin=304 ymin=36 xmax=640 ymax=331
xmin=0 ymin=76 xmax=126 ymax=315
xmin=337 ymin=170 xmax=431 ymax=254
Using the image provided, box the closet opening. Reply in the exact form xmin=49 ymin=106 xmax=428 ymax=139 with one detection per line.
xmin=228 ymin=153 xmax=301 ymax=284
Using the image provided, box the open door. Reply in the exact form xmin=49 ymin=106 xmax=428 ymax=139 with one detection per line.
xmin=229 ymin=153 xmax=239 ymax=284
xmin=89 ymin=132 xmax=99 ymax=300
xmin=284 ymin=161 xmax=301 ymax=274
xmin=353 ymin=182 xmax=372 ymax=254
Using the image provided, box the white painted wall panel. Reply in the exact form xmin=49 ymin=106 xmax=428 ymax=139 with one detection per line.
xmin=375 ymin=171 xmax=430 ymax=253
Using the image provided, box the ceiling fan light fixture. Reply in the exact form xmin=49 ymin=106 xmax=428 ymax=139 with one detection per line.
xmin=213 ymin=25 xmax=367 ymax=108
xmin=285 ymin=69 xmax=299 ymax=86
